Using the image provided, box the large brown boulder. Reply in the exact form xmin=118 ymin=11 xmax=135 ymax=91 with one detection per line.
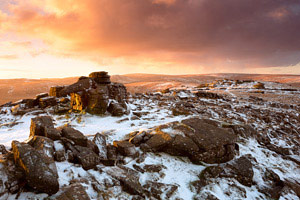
xmin=61 ymin=127 xmax=87 ymax=147
xmin=135 ymin=118 xmax=238 ymax=164
xmin=27 ymin=136 xmax=55 ymax=159
xmin=11 ymin=141 xmax=59 ymax=194
xmin=72 ymin=145 xmax=100 ymax=170
xmin=30 ymin=116 xmax=55 ymax=137
xmin=113 ymin=140 xmax=137 ymax=157
xmin=86 ymin=87 xmax=109 ymax=115
xmin=180 ymin=118 xmax=238 ymax=163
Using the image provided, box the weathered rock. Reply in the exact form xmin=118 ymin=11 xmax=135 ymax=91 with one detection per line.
xmin=70 ymin=92 xmax=88 ymax=112
xmin=39 ymin=96 xmax=57 ymax=109
xmin=0 ymin=153 xmax=24 ymax=194
xmin=73 ymin=145 xmax=100 ymax=170
xmin=140 ymin=131 xmax=172 ymax=152
xmin=107 ymin=83 xmax=127 ymax=106
xmin=0 ymin=145 xmax=8 ymax=155
xmin=181 ymin=118 xmax=237 ymax=163
xmin=61 ymin=127 xmax=87 ymax=147
xmin=27 ymin=136 xmax=55 ymax=159
xmin=50 ymin=86 xmax=66 ymax=98
xmin=129 ymin=131 xmax=146 ymax=146
xmin=143 ymin=181 xmax=178 ymax=200
xmin=93 ymin=133 xmax=107 ymax=160
xmin=86 ymin=87 xmax=109 ymax=115
xmin=106 ymin=144 xmax=118 ymax=165
xmin=11 ymin=141 xmax=59 ymax=194
xmin=30 ymin=116 xmax=54 ymax=137
xmin=165 ymin=135 xmax=199 ymax=158
xmin=284 ymin=179 xmax=300 ymax=198
xmin=253 ymin=82 xmax=265 ymax=89
xmin=87 ymin=140 xmax=99 ymax=154
xmin=224 ymin=155 xmax=254 ymax=187
xmin=196 ymin=91 xmax=223 ymax=99
xmin=59 ymin=78 xmax=96 ymax=97
xmin=143 ymin=164 xmax=165 ymax=173
xmin=113 ymin=140 xmax=137 ymax=157
xmin=107 ymin=102 xmax=126 ymax=116
xmin=56 ymin=183 xmax=90 ymax=200
xmin=260 ymin=169 xmax=284 ymax=199
xmin=192 ymin=166 xmax=224 ymax=192
xmin=54 ymin=104 xmax=71 ymax=114
xmin=35 ymin=93 xmax=48 ymax=101
xmin=104 ymin=166 xmax=146 ymax=196
xmin=172 ymin=107 xmax=190 ymax=116
xmin=89 ymin=71 xmax=111 ymax=84
xmin=45 ymin=127 xmax=61 ymax=140
xmin=54 ymin=140 xmax=67 ymax=162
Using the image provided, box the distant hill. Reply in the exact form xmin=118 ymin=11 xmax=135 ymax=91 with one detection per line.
xmin=0 ymin=73 xmax=299 ymax=105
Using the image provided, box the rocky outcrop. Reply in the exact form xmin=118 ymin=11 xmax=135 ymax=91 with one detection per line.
xmin=131 ymin=117 xmax=238 ymax=164
xmin=54 ymin=71 xmax=127 ymax=115
xmin=30 ymin=116 xmax=55 ymax=137
xmin=56 ymin=183 xmax=90 ymax=200
xmin=61 ymin=127 xmax=88 ymax=147
xmin=11 ymin=141 xmax=59 ymax=194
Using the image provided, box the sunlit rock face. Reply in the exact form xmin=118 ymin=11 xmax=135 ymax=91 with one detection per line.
xmin=50 ymin=71 xmax=127 ymax=115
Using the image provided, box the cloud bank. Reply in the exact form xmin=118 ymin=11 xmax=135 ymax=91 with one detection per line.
xmin=1 ymin=0 xmax=300 ymax=74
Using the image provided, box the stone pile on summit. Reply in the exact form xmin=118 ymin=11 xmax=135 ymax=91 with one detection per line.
xmin=10 ymin=71 xmax=128 ymax=116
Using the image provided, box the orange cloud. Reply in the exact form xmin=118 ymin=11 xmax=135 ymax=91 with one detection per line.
xmin=1 ymin=0 xmax=300 ymax=74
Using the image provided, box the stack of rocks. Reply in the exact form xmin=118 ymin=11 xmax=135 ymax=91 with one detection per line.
xmin=89 ymin=71 xmax=111 ymax=84
xmin=49 ymin=71 xmax=127 ymax=116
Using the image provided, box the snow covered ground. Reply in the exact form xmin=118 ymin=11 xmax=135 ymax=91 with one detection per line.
xmin=0 ymin=80 xmax=299 ymax=200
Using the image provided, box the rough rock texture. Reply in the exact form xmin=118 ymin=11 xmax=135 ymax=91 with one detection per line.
xmin=0 ymin=145 xmax=8 ymax=155
xmin=224 ymin=155 xmax=254 ymax=187
xmin=181 ymin=118 xmax=237 ymax=163
xmin=11 ymin=141 xmax=59 ymax=194
xmin=54 ymin=140 xmax=67 ymax=162
xmin=105 ymin=166 xmax=146 ymax=197
xmin=59 ymin=78 xmax=96 ymax=97
xmin=86 ymin=87 xmax=109 ymax=115
xmin=56 ymin=183 xmax=90 ymax=200
xmin=93 ymin=133 xmax=107 ymax=160
xmin=143 ymin=181 xmax=178 ymax=200
xmin=39 ymin=96 xmax=57 ymax=109
xmin=89 ymin=71 xmax=111 ymax=84
xmin=30 ymin=116 xmax=54 ymax=137
xmin=49 ymin=86 xmax=65 ymax=98
xmin=55 ymin=72 xmax=127 ymax=115
xmin=140 ymin=132 xmax=172 ymax=152
xmin=61 ymin=127 xmax=87 ymax=147
xmin=135 ymin=118 xmax=238 ymax=164
xmin=45 ymin=127 xmax=61 ymax=141
xmin=113 ymin=140 xmax=137 ymax=157
xmin=72 ymin=145 xmax=100 ymax=170
xmin=107 ymin=102 xmax=126 ymax=116
xmin=27 ymin=136 xmax=55 ymax=159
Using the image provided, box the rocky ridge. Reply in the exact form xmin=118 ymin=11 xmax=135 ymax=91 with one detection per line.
xmin=0 ymin=73 xmax=299 ymax=199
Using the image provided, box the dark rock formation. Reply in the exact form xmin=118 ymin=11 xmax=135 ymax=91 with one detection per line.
xmin=52 ymin=71 xmax=127 ymax=115
xmin=61 ymin=127 xmax=87 ymax=147
xmin=30 ymin=116 xmax=55 ymax=137
xmin=89 ymin=71 xmax=111 ymax=84
xmin=11 ymin=141 xmax=59 ymax=194
xmin=113 ymin=140 xmax=137 ymax=157
xmin=56 ymin=183 xmax=90 ymax=200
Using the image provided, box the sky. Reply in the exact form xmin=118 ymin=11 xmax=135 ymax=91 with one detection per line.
xmin=0 ymin=0 xmax=300 ymax=78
